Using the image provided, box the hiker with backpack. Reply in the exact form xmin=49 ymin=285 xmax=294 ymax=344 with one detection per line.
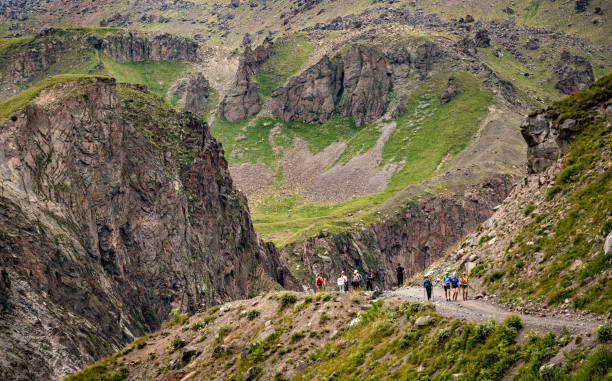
xmin=395 ymin=263 xmax=405 ymax=288
xmin=350 ymin=270 xmax=362 ymax=292
xmin=365 ymin=269 xmax=374 ymax=291
xmin=423 ymin=275 xmax=433 ymax=301
xmin=315 ymin=273 xmax=326 ymax=293
xmin=442 ymin=272 xmax=451 ymax=301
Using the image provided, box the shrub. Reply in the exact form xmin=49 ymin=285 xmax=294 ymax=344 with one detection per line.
xmin=505 ymin=315 xmax=523 ymax=331
xmin=596 ymin=323 xmax=612 ymax=343
xmin=217 ymin=324 xmax=231 ymax=343
xmin=163 ymin=308 xmax=189 ymax=328
xmin=280 ymin=292 xmax=298 ymax=307
xmin=524 ymin=204 xmax=536 ymax=216
xmin=170 ymin=337 xmax=185 ymax=352
xmin=319 ymin=312 xmax=329 ymax=324
xmin=487 ymin=270 xmax=505 ymax=283
xmin=247 ymin=308 xmax=260 ymax=320
xmin=436 ymin=327 xmax=452 ymax=342
xmin=557 ymin=163 xmax=584 ymax=184
xmin=322 ymin=294 xmax=332 ymax=301
xmin=468 ymin=320 xmax=496 ymax=346
xmin=293 ymin=301 xmax=305 ymax=313
xmin=291 ymin=331 xmax=305 ymax=342
xmin=546 ymin=185 xmax=562 ymax=199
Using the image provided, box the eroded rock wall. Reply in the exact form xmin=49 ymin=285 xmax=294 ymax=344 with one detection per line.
xmin=0 ymin=77 xmax=295 ymax=380
xmin=287 ymin=176 xmax=514 ymax=289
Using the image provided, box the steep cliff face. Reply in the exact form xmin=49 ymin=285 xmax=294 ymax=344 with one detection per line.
xmin=287 ymin=176 xmax=514 ymax=289
xmin=0 ymin=77 xmax=295 ymax=380
xmin=219 ymin=45 xmax=269 ymax=122
xmin=268 ymin=44 xmax=391 ymax=126
xmin=0 ymin=28 xmax=199 ymax=102
xmin=93 ymin=31 xmax=199 ymax=63
xmin=170 ymin=73 xmax=211 ymax=116
xmin=553 ymin=51 xmax=595 ymax=95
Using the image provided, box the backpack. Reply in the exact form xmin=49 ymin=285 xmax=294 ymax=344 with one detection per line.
xmin=352 ymin=274 xmax=361 ymax=284
xmin=424 ymin=280 xmax=432 ymax=288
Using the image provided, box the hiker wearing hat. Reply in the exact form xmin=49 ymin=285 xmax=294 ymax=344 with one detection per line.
xmin=460 ymin=272 xmax=469 ymax=300
xmin=337 ymin=271 xmax=348 ymax=292
xmin=423 ymin=275 xmax=433 ymax=301
xmin=442 ymin=272 xmax=451 ymax=301
xmin=350 ymin=270 xmax=362 ymax=293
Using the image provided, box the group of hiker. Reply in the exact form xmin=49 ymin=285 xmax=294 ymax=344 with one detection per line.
xmin=314 ymin=262 xmax=406 ymax=293
xmin=315 ymin=264 xmax=470 ymax=301
xmin=423 ymin=271 xmax=469 ymax=301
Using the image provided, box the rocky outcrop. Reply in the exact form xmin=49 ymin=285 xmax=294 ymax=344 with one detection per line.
xmin=0 ymin=77 xmax=295 ymax=380
xmin=220 ymin=45 xmax=269 ymax=122
xmin=554 ymin=51 xmax=595 ymax=95
xmin=93 ymin=31 xmax=199 ymax=62
xmin=287 ymin=176 xmax=514 ymax=289
xmin=170 ymin=73 xmax=211 ymax=116
xmin=440 ymin=77 xmax=457 ymax=104
xmin=474 ymin=29 xmax=491 ymax=48
xmin=520 ymin=82 xmax=606 ymax=173
xmin=269 ymin=45 xmax=390 ymax=126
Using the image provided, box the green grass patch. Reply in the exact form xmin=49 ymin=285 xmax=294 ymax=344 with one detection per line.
xmin=253 ymin=34 xmax=314 ymax=100
xmin=0 ymin=35 xmax=34 ymax=54
xmin=101 ymin=54 xmax=186 ymax=100
xmin=0 ymin=74 xmax=109 ymax=119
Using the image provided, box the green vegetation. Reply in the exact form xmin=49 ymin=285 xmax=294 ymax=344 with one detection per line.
xmin=253 ymin=34 xmax=314 ymax=100
xmin=0 ymin=74 xmax=109 ymax=119
xmin=279 ymin=292 xmax=298 ymax=308
xmin=299 ymin=301 xmax=610 ymax=380
xmin=0 ymin=35 xmax=34 ymax=54
xmin=101 ymin=54 xmax=186 ymax=100
xmin=213 ymin=71 xmax=492 ymax=244
xmin=246 ymin=308 xmax=260 ymax=320
xmin=480 ymin=75 xmax=612 ymax=313
xmin=597 ymin=323 xmax=612 ymax=343
xmin=162 ymin=308 xmax=189 ymax=329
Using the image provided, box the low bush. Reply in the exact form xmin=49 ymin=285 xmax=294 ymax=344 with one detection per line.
xmin=247 ymin=308 xmax=260 ymax=320
xmin=280 ymin=292 xmax=298 ymax=307
xmin=596 ymin=323 xmax=612 ymax=343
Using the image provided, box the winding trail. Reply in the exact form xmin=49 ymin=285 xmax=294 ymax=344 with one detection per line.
xmin=382 ymin=286 xmax=601 ymax=335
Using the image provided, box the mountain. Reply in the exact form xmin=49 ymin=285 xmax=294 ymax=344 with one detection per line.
xmin=0 ymin=76 xmax=295 ymax=380
xmin=0 ymin=1 xmax=610 ymax=380
xmin=59 ymin=67 xmax=612 ymax=381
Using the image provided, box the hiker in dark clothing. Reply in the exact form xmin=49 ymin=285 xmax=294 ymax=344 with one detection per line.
xmin=365 ymin=270 xmax=374 ymax=291
xmin=423 ymin=275 xmax=433 ymax=301
xmin=396 ymin=263 xmax=405 ymax=287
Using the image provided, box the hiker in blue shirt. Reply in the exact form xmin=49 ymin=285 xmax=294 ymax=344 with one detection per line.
xmin=442 ymin=272 xmax=452 ymax=301
xmin=450 ymin=272 xmax=460 ymax=301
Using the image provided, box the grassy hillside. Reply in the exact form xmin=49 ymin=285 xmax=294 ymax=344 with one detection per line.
xmin=63 ymin=293 xmax=612 ymax=381
xmin=212 ymin=70 xmax=494 ymax=244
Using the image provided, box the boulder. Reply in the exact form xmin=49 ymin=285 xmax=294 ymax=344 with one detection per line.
xmin=474 ymin=29 xmax=490 ymax=48
xmin=242 ymin=366 xmax=260 ymax=381
xmin=181 ymin=346 xmax=200 ymax=364
xmin=440 ymin=77 xmax=457 ymax=104
xmin=525 ymin=38 xmax=540 ymax=50
xmin=415 ymin=315 xmax=431 ymax=326
xmin=554 ymin=51 xmax=594 ymax=95
xmin=604 ymin=232 xmax=612 ymax=254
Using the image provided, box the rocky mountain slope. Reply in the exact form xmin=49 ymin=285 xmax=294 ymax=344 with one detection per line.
xmin=415 ymin=74 xmax=611 ymax=317
xmin=63 ymin=289 xmax=610 ymax=381
xmin=0 ymin=76 xmax=295 ymax=380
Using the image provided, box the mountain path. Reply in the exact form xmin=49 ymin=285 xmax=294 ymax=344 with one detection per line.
xmin=381 ymin=286 xmax=602 ymax=336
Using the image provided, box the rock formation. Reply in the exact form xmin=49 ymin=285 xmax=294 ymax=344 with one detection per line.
xmin=269 ymin=45 xmax=390 ymax=126
xmin=220 ymin=45 xmax=270 ymax=122
xmin=288 ymin=176 xmax=514 ymax=288
xmin=0 ymin=77 xmax=295 ymax=380
xmin=170 ymin=73 xmax=211 ymax=116
xmin=93 ymin=31 xmax=199 ymax=63
xmin=554 ymin=51 xmax=595 ymax=95
xmin=440 ymin=77 xmax=457 ymax=104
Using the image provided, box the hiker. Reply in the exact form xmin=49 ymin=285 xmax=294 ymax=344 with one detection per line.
xmin=442 ymin=272 xmax=451 ymax=301
xmin=315 ymin=273 xmax=326 ymax=293
xmin=423 ymin=275 xmax=433 ymax=301
xmin=450 ymin=272 xmax=460 ymax=301
xmin=337 ymin=272 xmax=346 ymax=292
xmin=460 ymin=272 xmax=469 ymax=301
xmin=395 ymin=263 xmax=405 ymax=287
xmin=351 ymin=270 xmax=362 ymax=292
xmin=365 ymin=269 xmax=374 ymax=291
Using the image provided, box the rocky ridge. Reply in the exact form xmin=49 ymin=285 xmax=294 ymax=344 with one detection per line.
xmin=0 ymin=77 xmax=295 ymax=380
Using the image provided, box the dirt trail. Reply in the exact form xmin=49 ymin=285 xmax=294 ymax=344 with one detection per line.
xmin=382 ymin=286 xmax=601 ymax=335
